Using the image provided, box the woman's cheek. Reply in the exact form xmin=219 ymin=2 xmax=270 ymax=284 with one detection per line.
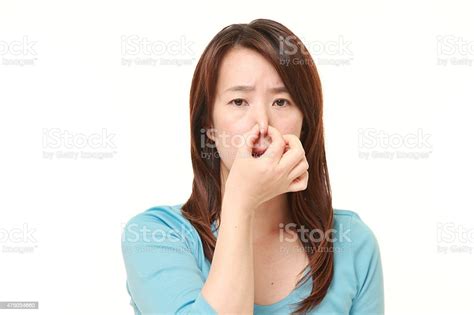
xmin=216 ymin=144 xmax=238 ymax=172
xmin=213 ymin=130 xmax=235 ymax=166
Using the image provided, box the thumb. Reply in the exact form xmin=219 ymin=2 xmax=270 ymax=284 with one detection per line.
xmin=239 ymin=123 xmax=260 ymax=158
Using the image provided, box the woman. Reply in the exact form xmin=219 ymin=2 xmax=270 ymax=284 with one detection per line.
xmin=121 ymin=18 xmax=384 ymax=314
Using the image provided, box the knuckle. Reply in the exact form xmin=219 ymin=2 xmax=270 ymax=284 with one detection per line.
xmin=298 ymin=150 xmax=305 ymax=160
xmin=284 ymin=134 xmax=295 ymax=144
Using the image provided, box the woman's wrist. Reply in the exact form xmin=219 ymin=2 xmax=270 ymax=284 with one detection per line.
xmin=221 ymin=192 xmax=257 ymax=222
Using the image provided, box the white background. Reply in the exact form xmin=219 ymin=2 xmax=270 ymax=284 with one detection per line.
xmin=0 ymin=0 xmax=473 ymax=314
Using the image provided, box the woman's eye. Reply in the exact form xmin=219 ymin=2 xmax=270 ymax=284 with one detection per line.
xmin=273 ymin=99 xmax=290 ymax=107
xmin=229 ymin=98 xmax=247 ymax=106
xmin=228 ymin=98 xmax=290 ymax=107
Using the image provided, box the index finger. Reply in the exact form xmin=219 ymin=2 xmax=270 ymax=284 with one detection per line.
xmin=261 ymin=125 xmax=286 ymax=162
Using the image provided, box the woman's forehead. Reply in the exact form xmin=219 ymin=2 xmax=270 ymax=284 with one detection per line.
xmin=216 ymin=47 xmax=285 ymax=93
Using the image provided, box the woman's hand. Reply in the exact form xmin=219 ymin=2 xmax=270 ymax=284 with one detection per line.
xmin=224 ymin=123 xmax=309 ymax=213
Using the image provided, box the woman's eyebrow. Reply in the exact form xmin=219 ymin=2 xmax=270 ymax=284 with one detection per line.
xmin=224 ymin=85 xmax=255 ymax=93
xmin=224 ymin=85 xmax=288 ymax=93
xmin=270 ymin=86 xmax=288 ymax=93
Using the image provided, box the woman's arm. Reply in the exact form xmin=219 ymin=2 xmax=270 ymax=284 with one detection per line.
xmin=201 ymin=126 xmax=308 ymax=314
xmin=200 ymin=194 xmax=256 ymax=314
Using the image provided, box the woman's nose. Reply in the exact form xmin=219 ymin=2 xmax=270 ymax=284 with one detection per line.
xmin=258 ymin=122 xmax=268 ymax=136
xmin=251 ymin=110 xmax=269 ymax=136
xmin=253 ymin=123 xmax=271 ymax=150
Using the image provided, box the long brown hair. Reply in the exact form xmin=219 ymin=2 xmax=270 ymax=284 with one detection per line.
xmin=181 ymin=18 xmax=334 ymax=314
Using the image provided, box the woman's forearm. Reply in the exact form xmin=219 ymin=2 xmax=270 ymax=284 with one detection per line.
xmin=201 ymin=194 xmax=255 ymax=314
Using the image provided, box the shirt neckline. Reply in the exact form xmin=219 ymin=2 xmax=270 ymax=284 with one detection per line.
xmin=254 ymin=264 xmax=312 ymax=311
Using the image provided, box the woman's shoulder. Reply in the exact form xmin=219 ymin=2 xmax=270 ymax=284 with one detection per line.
xmin=332 ymin=208 xmax=382 ymax=268
xmin=333 ymin=208 xmax=380 ymax=245
xmin=120 ymin=204 xmax=216 ymax=314
xmin=124 ymin=203 xmax=187 ymax=226
xmin=121 ymin=203 xmax=199 ymax=249
xmin=333 ymin=208 xmax=363 ymax=223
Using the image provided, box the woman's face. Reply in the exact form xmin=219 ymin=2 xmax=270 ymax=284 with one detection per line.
xmin=207 ymin=47 xmax=304 ymax=174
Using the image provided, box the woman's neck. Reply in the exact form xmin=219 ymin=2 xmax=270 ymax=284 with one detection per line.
xmin=252 ymin=193 xmax=292 ymax=243
xmin=219 ymin=164 xmax=292 ymax=243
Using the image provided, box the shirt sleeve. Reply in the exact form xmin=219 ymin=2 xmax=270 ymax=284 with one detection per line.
xmin=349 ymin=213 xmax=385 ymax=315
xmin=121 ymin=212 xmax=217 ymax=315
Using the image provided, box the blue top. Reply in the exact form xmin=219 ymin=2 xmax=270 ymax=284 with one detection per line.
xmin=121 ymin=203 xmax=384 ymax=314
